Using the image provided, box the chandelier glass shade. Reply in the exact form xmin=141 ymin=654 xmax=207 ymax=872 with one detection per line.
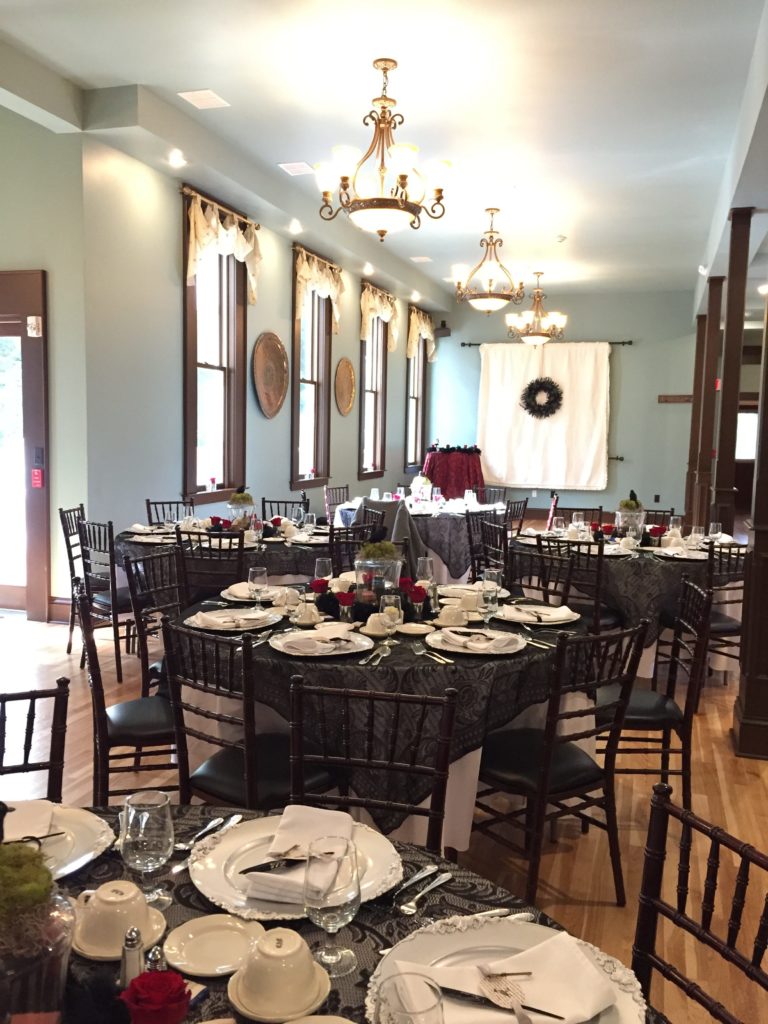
xmin=316 ymin=58 xmax=448 ymax=242
xmin=505 ymin=272 xmax=567 ymax=344
xmin=453 ymin=209 xmax=525 ymax=314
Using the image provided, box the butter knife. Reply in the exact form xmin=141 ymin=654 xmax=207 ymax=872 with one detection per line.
xmin=440 ymin=986 xmax=564 ymax=1021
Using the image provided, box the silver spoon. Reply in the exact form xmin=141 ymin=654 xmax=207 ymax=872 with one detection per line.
xmin=398 ymin=870 xmax=452 ymax=915
xmin=371 ymin=645 xmax=392 ymax=667
xmin=174 ymin=816 xmax=224 ymax=851
xmin=170 ymin=813 xmax=243 ymax=874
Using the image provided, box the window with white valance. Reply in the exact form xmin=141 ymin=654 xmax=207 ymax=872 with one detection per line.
xmin=407 ymin=306 xmax=437 ymax=362
xmin=295 ymin=246 xmax=344 ymax=333
xmin=360 ymin=281 xmax=399 ymax=353
xmin=185 ymin=189 xmax=262 ymax=304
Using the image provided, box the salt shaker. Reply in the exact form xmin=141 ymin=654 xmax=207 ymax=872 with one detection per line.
xmin=120 ymin=927 xmax=144 ymax=988
xmin=145 ymin=944 xmax=167 ymax=971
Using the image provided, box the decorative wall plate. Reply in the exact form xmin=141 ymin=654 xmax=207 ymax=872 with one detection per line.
xmin=335 ymin=357 xmax=356 ymax=416
xmin=252 ymin=332 xmax=288 ymax=419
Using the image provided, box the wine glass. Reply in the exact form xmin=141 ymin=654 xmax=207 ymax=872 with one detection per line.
xmin=571 ymin=511 xmax=585 ymax=529
xmin=688 ymin=525 xmax=705 ymax=550
xmin=382 ymin=491 xmax=393 ymax=501
xmin=370 ymin=488 xmax=381 ymax=500
xmin=121 ymin=791 xmax=174 ymax=910
xmin=668 ymin=515 xmax=683 ymax=536
xmin=376 ymin=973 xmax=444 ymax=1024
xmin=380 ymin=594 xmax=402 ymax=645
xmin=303 ymin=836 xmax=360 ymax=978
xmin=552 ymin=516 xmax=566 ymax=537
xmin=314 ymin=557 xmax=332 ymax=581
xmin=708 ymin=521 xmax=722 ymax=543
xmin=303 ymin=512 xmax=316 ymax=536
xmin=248 ymin=566 xmax=268 ymax=607
xmin=416 ymin=556 xmax=434 ymax=583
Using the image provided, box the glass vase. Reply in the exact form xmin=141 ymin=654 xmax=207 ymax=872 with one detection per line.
xmin=339 ymin=603 xmax=353 ymax=623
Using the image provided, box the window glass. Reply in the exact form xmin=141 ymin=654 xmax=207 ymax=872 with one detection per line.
xmin=291 ymin=264 xmax=331 ymax=488
xmin=359 ymin=315 xmax=387 ymax=478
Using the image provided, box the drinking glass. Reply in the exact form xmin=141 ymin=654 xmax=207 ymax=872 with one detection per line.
xmin=121 ymin=791 xmax=174 ymax=910
xmin=380 ymin=594 xmax=402 ymax=644
xmin=708 ymin=521 xmax=722 ymax=542
xmin=687 ymin=525 xmax=705 ymax=549
xmin=376 ymin=973 xmax=444 ymax=1024
xmin=248 ymin=566 xmax=268 ymax=607
xmin=303 ymin=835 xmax=360 ymax=978
xmin=396 ymin=486 xmax=406 ymax=500
xmin=571 ymin=512 xmax=585 ymax=529
xmin=370 ymin=488 xmax=381 ymax=500
xmin=314 ymin=557 xmax=333 ymax=581
xmin=250 ymin=515 xmax=264 ymax=541
xmin=303 ymin=512 xmax=316 ymax=536
xmin=552 ymin=516 xmax=566 ymax=537
xmin=382 ymin=491 xmax=393 ymax=502
xmin=480 ymin=578 xmax=500 ymax=626
xmin=416 ymin=556 xmax=435 ymax=582
xmin=668 ymin=515 xmax=683 ymax=536
xmin=432 ymin=487 xmax=442 ymax=502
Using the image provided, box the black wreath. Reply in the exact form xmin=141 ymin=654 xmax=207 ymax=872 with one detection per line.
xmin=520 ymin=376 xmax=564 ymax=419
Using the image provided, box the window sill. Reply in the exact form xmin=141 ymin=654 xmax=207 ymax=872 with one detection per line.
xmin=358 ymin=470 xmax=384 ymax=481
xmin=291 ymin=476 xmax=328 ymax=490
xmin=186 ymin=488 xmax=237 ymax=506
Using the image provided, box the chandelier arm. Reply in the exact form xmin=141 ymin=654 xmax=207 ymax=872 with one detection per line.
xmin=319 ymin=200 xmax=344 ymax=222
xmin=423 ymin=196 xmax=446 ymax=220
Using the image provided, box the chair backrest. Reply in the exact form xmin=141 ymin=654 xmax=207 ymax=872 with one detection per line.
xmin=0 ymin=678 xmax=69 ymax=802
xmin=707 ymin=543 xmax=747 ymax=611
xmin=538 ymin=537 xmax=606 ymax=632
xmin=77 ymin=519 xmax=119 ymax=609
xmin=479 ymin=517 xmax=510 ymax=587
xmin=656 ymin=578 xmax=712 ymax=720
xmin=146 ymin=497 xmax=195 ymax=526
xmin=509 ymin=548 xmax=574 ymax=606
xmin=328 ymin=524 xmax=375 ymax=577
xmin=59 ymin=504 xmax=85 ymax=579
xmin=483 ymin=485 xmax=507 ymax=504
xmin=361 ymin=506 xmax=386 ymax=532
xmin=644 ymin=508 xmax=676 ymax=527
xmin=632 ymin=782 xmax=768 ymax=1021
xmin=466 ymin=508 xmax=503 ymax=583
xmin=324 ymin=484 xmax=350 ymax=522
xmin=76 ymin=586 xmax=110 ymax=752
xmin=262 ymin=495 xmax=310 ymax=521
xmin=504 ymin=498 xmax=528 ymax=536
xmin=553 ymin=503 xmax=604 ymax=527
xmin=175 ymin=527 xmax=245 ymax=601
xmin=124 ymin=548 xmax=189 ymax=683
xmin=289 ymin=676 xmax=457 ymax=853
xmin=161 ymin=619 xmax=261 ymax=807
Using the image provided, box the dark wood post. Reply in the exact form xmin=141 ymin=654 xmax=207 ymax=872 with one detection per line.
xmin=711 ymin=208 xmax=753 ymax=533
xmin=685 ymin=314 xmax=707 ymax=520
xmin=734 ymin=300 xmax=768 ymax=758
xmin=693 ymin=277 xmax=724 ymax=525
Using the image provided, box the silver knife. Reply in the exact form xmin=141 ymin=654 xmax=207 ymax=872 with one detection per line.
xmin=389 ymin=863 xmax=439 ymax=901
xmin=170 ymin=812 xmax=243 ymax=875
xmin=440 ymin=986 xmax=564 ymax=1021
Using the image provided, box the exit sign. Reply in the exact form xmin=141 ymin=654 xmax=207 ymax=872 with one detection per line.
xmin=31 ymin=468 xmax=44 ymax=489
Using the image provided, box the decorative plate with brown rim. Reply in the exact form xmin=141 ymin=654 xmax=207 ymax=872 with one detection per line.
xmin=252 ymin=332 xmax=288 ymax=419
xmin=335 ymin=357 xmax=356 ymax=416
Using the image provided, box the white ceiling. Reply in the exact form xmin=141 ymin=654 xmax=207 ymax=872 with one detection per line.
xmin=1 ymin=0 xmax=768 ymax=315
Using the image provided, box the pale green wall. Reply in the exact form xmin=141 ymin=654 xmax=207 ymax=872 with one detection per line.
xmin=0 ymin=106 xmax=87 ymax=596
xmin=428 ymin=292 xmax=697 ymax=514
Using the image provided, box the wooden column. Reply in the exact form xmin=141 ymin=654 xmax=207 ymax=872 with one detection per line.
xmin=684 ymin=314 xmax=707 ymax=519
xmin=692 ymin=276 xmax=724 ymax=525
xmin=711 ymin=208 xmax=753 ymax=532
xmin=733 ymin=300 xmax=768 ymax=758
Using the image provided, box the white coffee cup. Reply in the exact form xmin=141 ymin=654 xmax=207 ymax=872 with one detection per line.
xmin=75 ymin=880 xmax=150 ymax=953
xmin=437 ymin=606 xmax=469 ymax=626
xmin=460 ymin=593 xmax=480 ymax=611
xmin=295 ymin=601 xmax=321 ymax=624
xmin=365 ymin=612 xmax=389 ymax=634
xmin=238 ymin=928 xmax=318 ymax=1016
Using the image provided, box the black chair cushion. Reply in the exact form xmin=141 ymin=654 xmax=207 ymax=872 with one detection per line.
xmin=568 ymin=600 xmax=622 ymax=630
xmin=596 ymin=683 xmax=683 ymax=729
xmin=709 ymin=609 xmax=741 ymax=635
xmin=106 ymin=695 xmax=175 ymax=745
xmin=92 ymin=586 xmax=133 ymax=613
xmin=480 ymin=727 xmax=604 ymax=796
xmin=190 ymin=734 xmax=334 ymax=809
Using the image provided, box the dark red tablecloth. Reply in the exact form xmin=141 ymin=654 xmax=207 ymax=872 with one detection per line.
xmin=423 ymin=451 xmax=485 ymax=499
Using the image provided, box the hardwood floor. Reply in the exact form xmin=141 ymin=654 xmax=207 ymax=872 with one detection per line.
xmin=2 ymin=608 xmax=767 ymax=1020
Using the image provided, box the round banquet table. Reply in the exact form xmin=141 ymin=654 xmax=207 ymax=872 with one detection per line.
xmin=61 ymin=805 xmax=653 ymax=1023
xmin=422 ymin=450 xmax=485 ymax=500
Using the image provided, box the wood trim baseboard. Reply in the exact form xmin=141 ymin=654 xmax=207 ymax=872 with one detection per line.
xmin=48 ymin=596 xmax=71 ymax=623
xmin=0 ymin=584 xmax=25 ymax=610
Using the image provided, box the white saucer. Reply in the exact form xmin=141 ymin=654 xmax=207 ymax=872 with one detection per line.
xmin=164 ymin=914 xmax=265 ymax=976
xmin=395 ymin=622 xmax=435 ymax=635
xmin=72 ymin=905 xmax=166 ymax=961
xmin=360 ymin=625 xmax=389 ymax=638
xmin=432 ymin=618 xmax=470 ymax=629
xmin=227 ymin=961 xmax=331 ymax=1022
xmin=295 ymin=1018 xmax=355 ymax=1023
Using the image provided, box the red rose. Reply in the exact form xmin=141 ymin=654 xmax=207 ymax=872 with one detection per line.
xmin=271 ymin=516 xmax=282 ymax=527
xmin=590 ymin=521 xmax=600 ymax=532
xmin=399 ymin=577 xmax=414 ymax=592
xmin=210 ymin=515 xmax=221 ymax=526
xmin=336 ymin=590 xmax=356 ymax=607
xmin=410 ymin=585 xmax=427 ymax=603
xmin=310 ymin=578 xmax=329 ymax=594
xmin=221 ymin=518 xmax=232 ymax=529
xmin=602 ymin=523 xmax=614 ymax=534
xmin=649 ymin=525 xmax=666 ymax=538
xmin=119 ymin=970 xmax=190 ymax=1024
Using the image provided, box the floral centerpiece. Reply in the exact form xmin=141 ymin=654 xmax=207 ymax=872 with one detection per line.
xmin=226 ymin=485 xmax=255 ymax=529
xmin=614 ymin=489 xmax=646 ymax=537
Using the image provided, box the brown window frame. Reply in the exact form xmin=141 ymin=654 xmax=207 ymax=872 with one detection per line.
xmin=182 ymin=189 xmax=246 ymax=505
xmin=358 ymin=315 xmax=388 ymax=480
xmin=404 ymin=333 xmax=428 ymax=474
xmin=290 ymin=250 xmax=332 ymax=490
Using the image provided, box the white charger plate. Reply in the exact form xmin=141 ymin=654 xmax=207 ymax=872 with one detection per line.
xmin=33 ymin=805 xmax=115 ymax=880
xmin=189 ymin=819 xmax=402 ymax=921
xmin=655 ymin=548 xmax=708 ymax=560
xmin=270 ymin=629 xmax=373 ymax=657
xmin=367 ymin=915 xmax=646 ymax=1024
xmin=128 ymin=534 xmax=171 ymax=545
xmin=427 ymin=628 xmax=526 ymax=657
xmin=164 ymin=914 xmax=266 ymax=976
xmin=220 ymin=585 xmax=283 ymax=603
xmin=495 ymin=605 xmax=581 ymax=625
xmin=184 ymin=609 xmax=282 ymax=633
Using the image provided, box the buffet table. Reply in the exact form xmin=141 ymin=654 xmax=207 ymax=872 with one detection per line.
xmin=423 ymin=450 xmax=484 ymax=499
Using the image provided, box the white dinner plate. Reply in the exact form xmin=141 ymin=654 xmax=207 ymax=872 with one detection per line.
xmin=184 ymin=608 xmax=282 ymax=632
xmin=395 ymin=622 xmax=435 ymax=635
xmin=437 ymin=585 xmax=511 ymax=600
xmin=603 ymin=545 xmax=635 ymax=556
xmin=655 ymin=548 xmax=708 ymax=560
xmin=495 ymin=605 xmax=581 ymax=625
xmin=189 ymin=818 xmax=402 ymax=920
xmin=262 ymin=536 xmax=285 ymax=543
xmin=220 ymin=585 xmax=283 ymax=603
xmin=164 ymin=914 xmax=266 ymax=976
xmin=73 ymin=905 xmax=166 ymax=961
xmin=427 ymin=629 xmax=526 ymax=656
xmin=290 ymin=535 xmax=330 ymax=546
xmin=367 ymin=915 xmax=645 ymax=1024
xmin=269 ymin=629 xmax=374 ymax=657
xmin=128 ymin=534 xmax=171 ymax=545
xmin=33 ymin=805 xmax=115 ymax=879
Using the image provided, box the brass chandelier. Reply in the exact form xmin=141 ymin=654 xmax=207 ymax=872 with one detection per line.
xmin=453 ymin=208 xmax=525 ymax=314
xmin=505 ymin=272 xmax=567 ymax=344
xmin=316 ymin=58 xmax=447 ymax=242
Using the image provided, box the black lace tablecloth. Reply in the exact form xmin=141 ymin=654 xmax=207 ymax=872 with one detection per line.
xmin=412 ymin=513 xmax=473 ymax=580
xmin=61 ymin=806 xmax=653 ymax=1024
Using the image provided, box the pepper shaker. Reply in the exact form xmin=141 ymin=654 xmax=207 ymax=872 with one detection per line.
xmin=120 ymin=927 xmax=144 ymax=988
xmin=145 ymin=944 xmax=167 ymax=971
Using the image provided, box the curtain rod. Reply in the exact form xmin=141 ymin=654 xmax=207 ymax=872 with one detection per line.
xmin=181 ymin=185 xmax=260 ymax=230
xmin=408 ymin=304 xmax=433 ymax=318
xmin=293 ymin=242 xmax=341 ymax=273
xmin=459 ymin=339 xmax=634 ymax=348
xmin=362 ymin=279 xmax=395 ymax=302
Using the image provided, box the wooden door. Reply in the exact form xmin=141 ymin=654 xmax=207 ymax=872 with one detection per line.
xmin=0 ymin=271 xmax=49 ymax=620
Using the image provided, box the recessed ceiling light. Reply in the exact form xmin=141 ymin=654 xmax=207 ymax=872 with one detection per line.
xmin=758 ymin=283 xmax=768 ymax=296
xmin=278 ymin=161 xmax=315 ymax=176
xmin=410 ymin=256 xmax=432 ymax=264
xmin=442 ymin=276 xmax=454 ymax=283
xmin=177 ymin=89 xmax=230 ymax=110
xmin=168 ymin=148 xmax=187 ymax=168
xmin=698 ymin=265 xmax=708 ymax=277
xmin=288 ymin=218 xmax=303 ymax=235
xmin=363 ymin=262 xmax=375 ymax=276
xmin=411 ymin=290 xmax=421 ymax=302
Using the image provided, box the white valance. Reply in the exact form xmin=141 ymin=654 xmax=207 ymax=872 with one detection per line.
xmin=295 ymin=248 xmax=345 ymax=334
xmin=407 ymin=307 xmax=437 ymax=362
xmin=186 ymin=193 xmax=262 ymax=304
xmin=360 ymin=282 xmax=399 ymax=352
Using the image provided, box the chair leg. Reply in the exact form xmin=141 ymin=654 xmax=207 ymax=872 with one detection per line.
xmin=681 ymin=734 xmax=692 ymax=810
xmin=66 ymin=595 xmax=76 ymax=654
xmin=133 ymin=744 xmax=143 ymax=771
xmin=524 ymin=797 xmax=548 ymax=906
xmin=604 ymin=785 xmax=626 ymax=906
xmin=660 ymin=728 xmax=671 ymax=783
xmin=113 ymin=617 xmax=123 ymax=683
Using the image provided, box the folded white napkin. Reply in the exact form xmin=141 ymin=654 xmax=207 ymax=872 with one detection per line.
xmin=716 ymin=533 xmax=735 ymax=545
xmin=394 ymin=929 xmax=616 ymax=1024
xmin=271 ymin=588 xmax=301 ymax=608
xmin=4 ymin=800 xmax=54 ymax=842
xmin=129 ymin=522 xmax=153 ymax=533
xmin=281 ymin=522 xmax=298 ymax=539
xmin=314 ymin=623 xmax=355 ymax=639
xmin=269 ymin=805 xmax=354 ymax=857
xmin=186 ymin=609 xmax=272 ymax=629
xmin=618 ymin=537 xmax=638 ymax=551
xmin=566 ymin=525 xmax=580 ymax=539
xmin=226 ymin=581 xmax=256 ymax=600
xmin=330 ymin=578 xmax=355 ymax=593
xmin=441 ymin=629 xmax=521 ymax=653
xmin=500 ymin=604 xmax=573 ymax=622
xmin=522 ymin=527 xmax=539 ymax=536
xmin=281 ymin=635 xmax=338 ymax=655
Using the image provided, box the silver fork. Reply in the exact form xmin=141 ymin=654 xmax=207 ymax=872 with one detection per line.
xmin=412 ymin=641 xmax=453 ymax=665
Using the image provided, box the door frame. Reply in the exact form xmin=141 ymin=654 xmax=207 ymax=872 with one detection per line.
xmin=0 ymin=270 xmax=50 ymax=620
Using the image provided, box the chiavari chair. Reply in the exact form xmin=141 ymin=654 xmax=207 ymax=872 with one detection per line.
xmin=0 ymin=679 xmax=69 ymax=802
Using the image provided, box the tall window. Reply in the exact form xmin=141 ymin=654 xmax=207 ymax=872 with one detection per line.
xmin=291 ymin=278 xmax=331 ymax=488
xmin=359 ymin=316 xmax=388 ymax=479
xmin=405 ymin=334 xmax=427 ymax=472
xmin=183 ymin=197 xmax=246 ymax=502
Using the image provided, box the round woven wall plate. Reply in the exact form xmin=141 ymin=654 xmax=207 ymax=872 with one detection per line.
xmin=252 ymin=332 xmax=288 ymax=419
xmin=335 ymin=356 xmax=356 ymax=416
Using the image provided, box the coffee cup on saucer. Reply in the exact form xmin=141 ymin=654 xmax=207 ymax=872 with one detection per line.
xmin=459 ymin=593 xmax=480 ymax=612
xmin=363 ymin=612 xmax=389 ymax=636
xmin=228 ymin=928 xmax=330 ymax=1021
xmin=75 ymin=880 xmax=151 ymax=955
xmin=435 ymin=606 xmax=469 ymax=627
xmin=293 ymin=601 xmax=321 ymax=625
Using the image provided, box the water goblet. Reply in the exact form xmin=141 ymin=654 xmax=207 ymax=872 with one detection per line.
xmin=708 ymin=521 xmax=722 ymax=543
xmin=370 ymin=488 xmax=381 ymax=500
xmin=480 ymin=579 xmax=499 ymax=627
xmin=688 ymin=525 xmax=705 ymax=550
xmin=314 ymin=557 xmax=332 ymax=581
xmin=121 ymin=791 xmax=174 ymax=910
xmin=571 ymin=512 xmax=585 ymax=529
xmin=303 ymin=512 xmax=316 ymax=536
xmin=248 ymin=566 xmax=268 ymax=607
xmin=380 ymin=594 xmax=402 ymax=645
xmin=416 ymin=556 xmax=435 ymax=582
xmin=303 ymin=835 xmax=360 ymax=978
xmin=552 ymin=516 xmax=566 ymax=537
xmin=382 ymin=491 xmax=393 ymax=502
xmin=376 ymin=973 xmax=444 ymax=1024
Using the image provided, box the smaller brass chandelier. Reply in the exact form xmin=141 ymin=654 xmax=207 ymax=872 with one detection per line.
xmin=505 ymin=272 xmax=567 ymax=344
xmin=316 ymin=58 xmax=447 ymax=242
xmin=453 ymin=209 xmax=525 ymax=314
